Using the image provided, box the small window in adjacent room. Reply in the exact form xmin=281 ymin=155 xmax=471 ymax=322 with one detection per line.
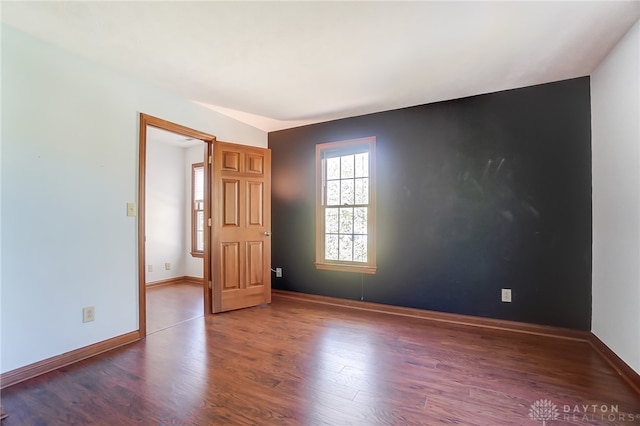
xmin=191 ymin=163 xmax=205 ymax=257
xmin=315 ymin=137 xmax=377 ymax=274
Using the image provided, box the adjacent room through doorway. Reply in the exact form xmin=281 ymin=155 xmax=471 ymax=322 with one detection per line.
xmin=144 ymin=125 xmax=207 ymax=334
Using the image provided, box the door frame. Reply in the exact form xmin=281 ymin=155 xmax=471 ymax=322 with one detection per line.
xmin=138 ymin=113 xmax=216 ymax=336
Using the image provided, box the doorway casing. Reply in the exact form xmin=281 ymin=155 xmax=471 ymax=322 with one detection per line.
xmin=138 ymin=113 xmax=215 ymax=336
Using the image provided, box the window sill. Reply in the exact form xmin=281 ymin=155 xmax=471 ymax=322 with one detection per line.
xmin=315 ymin=262 xmax=376 ymax=274
xmin=191 ymin=252 xmax=204 ymax=258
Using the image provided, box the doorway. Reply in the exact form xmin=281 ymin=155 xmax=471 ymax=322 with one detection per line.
xmin=138 ymin=114 xmax=215 ymax=336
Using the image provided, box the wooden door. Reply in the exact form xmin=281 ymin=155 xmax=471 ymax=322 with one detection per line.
xmin=211 ymin=142 xmax=271 ymax=312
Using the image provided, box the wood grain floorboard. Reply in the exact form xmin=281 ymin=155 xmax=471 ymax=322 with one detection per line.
xmin=1 ymin=296 xmax=638 ymax=425
xmin=146 ymin=282 xmax=204 ymax=334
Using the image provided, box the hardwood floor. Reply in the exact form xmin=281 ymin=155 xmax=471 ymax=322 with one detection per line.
xmin=1 ymin=296 xmax=638 ymax=425
xmin=146 ymin=282 xmax=204 ymax=334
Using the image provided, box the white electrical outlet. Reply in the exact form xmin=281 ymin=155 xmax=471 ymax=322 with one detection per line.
xmin=83 ymin=306 xmax=95 ymax=323
xmin=275 ymin=268 xmax=282 ymax=278
xmin=148 ymin=264 xmax=153 ymax=272
xmin=165 ymin=262 xmax=171 ymax=270
xmin=501 ymin=288 xmax=512 ymax=303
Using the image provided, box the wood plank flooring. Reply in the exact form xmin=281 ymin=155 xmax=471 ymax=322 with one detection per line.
xmin=1 ymin=296 xmax=639 ymax=425
xmin=146 ymin=282 xmax=204 ymax=334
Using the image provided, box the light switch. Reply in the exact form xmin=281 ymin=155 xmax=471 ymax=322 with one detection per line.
xmin=127 ymin=203 xmax=137 ymax=217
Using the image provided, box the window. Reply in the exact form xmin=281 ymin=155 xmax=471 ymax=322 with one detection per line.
xmin=191 ymin=163 xmax=205 ymax=257
xmin=316 ymin=137 xmax=376 ymax=274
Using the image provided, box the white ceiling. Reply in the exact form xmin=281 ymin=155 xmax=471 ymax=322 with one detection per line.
xmin=146 ymin=125 xmax=204 ymax=148
xmin=2 ymin=2 xmax=638 ymax=132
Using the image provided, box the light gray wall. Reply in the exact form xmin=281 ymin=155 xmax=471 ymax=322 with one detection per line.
xmin=0 ymin=24 xmax=266 ymax=373
xmin=145 ymin=140 xmax=186 ymax=283
xmin=591 ymin=20 xmax=640 ymax=374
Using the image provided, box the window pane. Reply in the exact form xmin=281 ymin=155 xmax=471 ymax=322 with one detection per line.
xmin=194 ymin=166 xmax=204 ymax=201
xmin=341 ymin=155 xmax=355 ymax=178
xmin=355 ymin=153 xmax=368 ymax=178
xmin=339 ymin=235 xmax=353 ymax=261
xmin=196 ymin=211 xmax=205 ymax=251
xmin=326 ymin=180 xmax=340 ymax=205
xmin=355 ymin=178 xmax=368 ymax=204
xmin=196 ymin=231 xmax=204 ymax=251
xmin=353 ymin=235 xmax=367 ymax=262
xmin=339 ymin=208 xmax=353 ymax=234
xmin=340 ymin=179 xmax=355 ymax=205
xmin=354 ymin=207 xmax=367 ymax=234
xmin=196 ymin=211 xmax=204 ymax=232
xmin=326 ymin=157 xmax=340 ymax=180
xmin=325 ymin=234 xmax=339 ymax=260
xmin=325 ymin=208 xmax=339 ymax=233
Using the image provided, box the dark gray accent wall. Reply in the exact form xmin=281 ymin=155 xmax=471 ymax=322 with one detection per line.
xmin=268 ymin=77 xmax=592 ymax=330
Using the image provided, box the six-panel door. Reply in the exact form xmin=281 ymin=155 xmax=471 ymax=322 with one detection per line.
xmin=212 ymin=142 xmax=271 ymax=313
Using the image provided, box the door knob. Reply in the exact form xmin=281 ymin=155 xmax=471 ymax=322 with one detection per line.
xmin=264 ymin=231 xmax=272 ymax=236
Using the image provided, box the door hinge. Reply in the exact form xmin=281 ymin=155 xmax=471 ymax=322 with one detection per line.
xmin=208 ymin=218 xmax=212 ymax=227
xmin=208 ymin=155 xmax=212 ymax=164
xmin=208 ymin=281 xmax=212 ymax=289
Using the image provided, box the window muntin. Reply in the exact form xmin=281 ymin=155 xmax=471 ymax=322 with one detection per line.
xmin=315 ymin=137 xmax=376 ymax=274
